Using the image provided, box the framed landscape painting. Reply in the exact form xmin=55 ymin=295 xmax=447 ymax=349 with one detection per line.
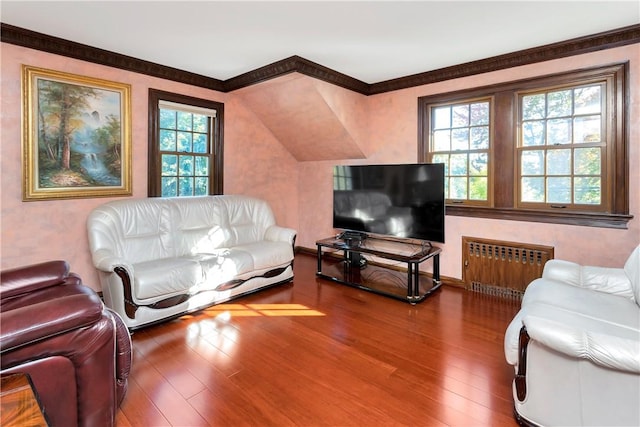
xmin=22 ymin=65 xmax=132 ymax=200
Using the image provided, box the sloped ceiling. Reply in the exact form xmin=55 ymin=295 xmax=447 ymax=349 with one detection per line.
xmin=235 ymin=73 xmax=367 ymax=162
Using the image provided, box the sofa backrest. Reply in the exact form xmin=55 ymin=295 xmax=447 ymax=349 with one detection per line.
xmin=171 ymin=195 xmax=275 ymax=255
xmin=88 ymin=195 xmax=277 ymax=263
xmin=624 ymin=244 xmax=640 ymax=306
xmin=88 ymin=198 xmax=175 ymax=265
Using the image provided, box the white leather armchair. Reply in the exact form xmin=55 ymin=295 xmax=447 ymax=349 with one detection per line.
xmin=504 ymin=245 xmax=640 ymax=426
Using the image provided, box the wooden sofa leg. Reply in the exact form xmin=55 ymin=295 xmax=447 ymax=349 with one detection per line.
xmin=114 ymin=267 xmax=139 ymax=319
xmin=515 ymin=326 xmax=530 ymax=402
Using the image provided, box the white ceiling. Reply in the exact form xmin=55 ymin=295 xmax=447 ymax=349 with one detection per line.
xmin=2 ymin=1 xmax=639 ymax=84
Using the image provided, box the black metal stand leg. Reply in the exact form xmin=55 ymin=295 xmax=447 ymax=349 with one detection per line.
xmin=316 ymin=246 xmax=322 ymax=274
xmin=407 ymin=263 xmax=413 ymax=298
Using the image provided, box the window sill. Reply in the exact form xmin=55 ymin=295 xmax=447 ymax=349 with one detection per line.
xmin=445 ymin=205 xmax=633 ymax=229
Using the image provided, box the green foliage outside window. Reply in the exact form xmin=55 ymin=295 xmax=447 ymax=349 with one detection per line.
xmin=159 ymin=108 xmax=210 ymax=197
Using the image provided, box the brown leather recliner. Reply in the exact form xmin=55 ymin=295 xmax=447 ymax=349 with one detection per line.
xmin=0 ymin=260 xmax=132 ymax=426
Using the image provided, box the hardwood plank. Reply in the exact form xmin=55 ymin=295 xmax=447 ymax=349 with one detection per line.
xmin=116 ymin=253 xmax=520 ymax=426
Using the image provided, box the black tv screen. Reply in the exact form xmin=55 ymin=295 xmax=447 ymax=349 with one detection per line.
xmin=333 ymin=163 xmax=445 ymax=243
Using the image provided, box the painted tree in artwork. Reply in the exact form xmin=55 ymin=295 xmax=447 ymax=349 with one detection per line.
xmin=37 ymin=79 xmax=99 ymax=169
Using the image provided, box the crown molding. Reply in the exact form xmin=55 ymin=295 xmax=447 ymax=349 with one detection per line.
xmin=369 ymin=23 xmax=640 ymax=94
xmin=2 ymin=22 xmax=639 ymax=95
xmin=0 ymin=23 xmax=225 ymax=91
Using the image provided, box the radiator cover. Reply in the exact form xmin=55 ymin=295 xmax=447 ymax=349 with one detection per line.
xmin=462 ymin=237 xmax=554 ymax=299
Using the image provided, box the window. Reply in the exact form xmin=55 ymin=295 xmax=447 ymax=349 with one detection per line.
xmin=148 ymin=89 xmax=223 ymax=197
xmin=419 ymin=63 xmax=630 ymax=229
xmin=429 ymin=99 xmax=491 ymax=204
xmin=518 ymin=84 xmax=604 ymax=210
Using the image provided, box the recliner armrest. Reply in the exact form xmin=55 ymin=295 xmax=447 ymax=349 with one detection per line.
xmin=0 ymin=260 xmax=70 ymax=299
xmin=0 ymin=293 xmax=104 ymax=353
xmin=523 ymin=314 xmax=640 ymax=374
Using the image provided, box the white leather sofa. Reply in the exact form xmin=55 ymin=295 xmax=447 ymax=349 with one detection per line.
xmin=87 ymin=195 xmax=296 ymax=330
xmin=504 ymin=245 xmax=640 ymax=426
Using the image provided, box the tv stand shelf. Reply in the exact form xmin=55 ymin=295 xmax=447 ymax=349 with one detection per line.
xmin=316 ymin=236 xmax=442 ymax=304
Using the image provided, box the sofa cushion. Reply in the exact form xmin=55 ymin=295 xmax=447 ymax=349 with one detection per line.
xmin=193 ymin=249 xmax=255 ymax=285
xmin=234 ymin=241 xmax=294 ymax=271
xmin=133 ymin=258 xmax=201 ymax=300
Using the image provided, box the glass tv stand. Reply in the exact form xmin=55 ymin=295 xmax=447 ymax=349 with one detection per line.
xmin=316 ymin=235 xmax=442 ymax=304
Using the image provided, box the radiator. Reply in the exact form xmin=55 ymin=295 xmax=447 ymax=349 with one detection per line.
xmin=462 ymin=237 xmax=554 ymax=299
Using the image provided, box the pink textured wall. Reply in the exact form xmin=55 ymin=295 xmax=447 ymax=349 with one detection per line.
xmin=2 ymin=41 xmax=639 ymax=292
xmin=297 ymin=45 xmax=640 ymax=280
xmin=1 ymin=44 xmax=298 ymax=290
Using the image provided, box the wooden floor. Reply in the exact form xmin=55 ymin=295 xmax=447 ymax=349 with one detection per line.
xmin=116 ymin=253 xmax=521 ymax=427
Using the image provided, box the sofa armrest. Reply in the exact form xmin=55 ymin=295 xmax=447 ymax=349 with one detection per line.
xmin=523 ymin=314 xmax=640 ymax=374
xmin=543 ymin=259 xmax=634 ymax=298
xmin=91 ymin=248 xmax=134 ymax=276
xmin=265 ymin=225 xmax=297 ymax=246
xmin=0 ymin=260 xmax=71 ymax=299
xmin=0 ymin=293 xmax=104 ymax=353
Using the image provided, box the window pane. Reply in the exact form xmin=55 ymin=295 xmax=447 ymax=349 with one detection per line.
xmin=451 ymin=128 xmax=469 ymax=150
xmin=470 ymin=102 xmax=489 ymax=125
xmin=470 ymin=126 xmax=489 ymax=149
xmin=574 ymin=85 xmax=601 ymax=115
xmin=522 ymin=177 xmax=544 ymax=202
xmin=574 ymin=177 xmax=601 ymax=204
xmin=521 ymin=150 xmax=544 ymax=175
xmin=160 ymin=130 xmax=177 ymax=151
xmin=179 ymin=177 xmax=193 ymax=196
xmin=469 ymin=152 xmax=487 ymax=176
xmin=432 ymin=154 xmax=449 ymax=175
xmin=177 ymin=112 xmax=192 ymax=131
xmin=429 ymin=99 xmax=491 ymax=204
xmin=450 ymin=177 xmax=467 ymax=199
xmin=547 ymin=90 xmax=572 ymax=118
xmin=443 ymin=177 xmax=449 ymax=199
xmin=161 ymin=154 xmax=177 ymax=176
xmin=522 ymin=94 xmax=545 ymax=120
xmin=162 ymin=177 xmax=177 ymax=197
xmin=547 ymin=177 xmax=571 ymax=203
xmin=195 ymin=177 xmax=208 ymax=196
xmin=547 ymin=118 xmax=571 ymax=145
xmin=433 ymin=107 xmax=450 ymax=129
xmin=574 ymin=115 xmax=601 ymax=143
xmin=450 ymin=154 xmax=468 ymax=176
xmin=177 ymin=132 xmax=193 ymax=152
xmin=522 ymin=121 xmax=545 ymax=146
xmin=193 ymin=133 xmax=208 ymax=153
xmin=574 ymin=147 xmax=601 ymax=175
xmin=193 ymin=114 xmax=208 ymax=133
xmin=179 ymin=155 xmax=193 ymax=176
xmin=160 ymin=109 xmax=177 ymax=129
xmin=546 ymin=149 xmax=571 ymax=175
xmin=469 ymin=177 xmax=487 ymax=200
xmin=452 ymin=105 xmax=469 ymax=127
xmin=433 ymin=130 xmax=451 ymax=151
xmin=195 ymin=156 xmax=209 ymax=176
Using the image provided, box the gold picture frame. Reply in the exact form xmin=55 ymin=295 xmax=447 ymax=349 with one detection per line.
xmin=22 ymin=65 xmax=132 ymax=200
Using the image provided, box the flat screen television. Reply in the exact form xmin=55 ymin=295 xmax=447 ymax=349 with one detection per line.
xmin=333 ymin=163 xmax=445 ymax=243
